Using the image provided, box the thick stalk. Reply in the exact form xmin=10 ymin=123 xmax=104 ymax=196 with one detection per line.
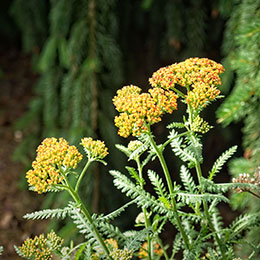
xmin=63 ymin=176 xmax=112 ymax=259
xmin=147 ymin=131 xmax=191 ymax=250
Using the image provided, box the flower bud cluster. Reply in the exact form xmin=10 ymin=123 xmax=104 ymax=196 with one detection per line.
xmin=19 ymin=231 xmax=63 ymax=260
xmin=80 ymin=137 xmax=108 ymax=159
xmin=128 ymin=140 xmax=143 ymax=152
xmin=113 ymin=85 xmax=178 ymax=137
xmin=26 ymin=138 xmax=82 ymax=194
xmin=110 ymin=248 xmax=133 ymax=260
xmin=190 ymin=116 xmax=212 ymax=134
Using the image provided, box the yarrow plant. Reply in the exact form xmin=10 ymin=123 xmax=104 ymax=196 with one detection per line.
xmin=15 ymin=57 xmax=260 ymax=259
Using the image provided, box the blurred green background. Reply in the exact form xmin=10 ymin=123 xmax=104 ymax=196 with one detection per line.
xmin=0 ymin=0 xmax=260 ymax=259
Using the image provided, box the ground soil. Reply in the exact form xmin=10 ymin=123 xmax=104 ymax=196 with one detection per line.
xmin=0 ymin=48 xmax=46 ymax=260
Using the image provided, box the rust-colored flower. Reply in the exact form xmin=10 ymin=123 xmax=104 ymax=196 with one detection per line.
xmin=80 ymin=137 xmax=108 ymax=159
xmin=26 ymin=138 xmax=82 ymax=194
xmin=113 ymin=85 xmax=178 ymax=137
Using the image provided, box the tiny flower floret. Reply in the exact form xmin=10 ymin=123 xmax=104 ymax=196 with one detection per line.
xmin=113 ymin=85 xmax=178 ymax=137
xmin=80 ymin=137 xmax=108 ymax=160
xmin=26 ymin=138 xmax=83 ymax=194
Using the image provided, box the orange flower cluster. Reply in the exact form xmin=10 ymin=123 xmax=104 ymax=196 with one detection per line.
xmin=80 ymin=137 xmax=108 ymax=159
xmin=149 ymin=57 xmax=224 ymax=89
xmin=19 ymin=231 xmax=63 ymax=260
xmin=26 ymin=138 xmax=82 ymax=194
xmin=113 ymin=85 xmax=178 ymax=137
xmin=149 ymin=57 xmax=224 ymax=109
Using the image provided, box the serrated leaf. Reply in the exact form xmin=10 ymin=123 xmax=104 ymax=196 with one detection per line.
xmin=180 ymin=165 xmax=197 ymax=193
xmin=115 ymin=144 xmax=131 ymax=157
xmin=208 ymin=145 xmax=237 ymax=181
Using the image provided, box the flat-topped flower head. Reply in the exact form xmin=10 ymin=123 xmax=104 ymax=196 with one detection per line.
xmin=26 ymin=138 xmax=83 ymax=194
xmin=19 ymin=231 xmax=63 ymax=260
xmin=80 ymin=137 xmax=108 ymax=160
xmin=149 ymin=57 xmax=224 ymax=90
xmin=113 ymin=85 xmax=178 ymax=138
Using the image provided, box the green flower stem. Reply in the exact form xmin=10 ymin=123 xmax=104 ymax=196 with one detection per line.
xmin=195 ymin=158 xmax=227 ymax=260
xmin=171 ymin=87 xmax=185 ymax=98
xmin=136 ymin=157 xmax=153 ymax=260
xmin=62 ymin=175 xmax=112 ymax=260
xmin=162 ymin=131 xmax=189 ymax=149
xmin=147 ymin=130 xmax=191 ymax=251
xmin=75 ymin=159 xmax=93 ymax=193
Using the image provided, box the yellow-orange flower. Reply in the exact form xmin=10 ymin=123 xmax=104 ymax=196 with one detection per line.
xmin=113 ymin=85 xmax=178 ymax=138
xmin=138 ymin=242 xmax=163 ymax=259
xmin=80 ymin=137 xmax=108 ymax=159
xmin=149 ymin=57 xmax=224 ymax=90
xmin=185 ymin=82 xmax=221 ymax=109
xmin=26 ymin=138 xmax=82 ymax=194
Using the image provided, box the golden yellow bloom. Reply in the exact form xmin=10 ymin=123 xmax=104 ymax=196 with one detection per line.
xmin=138 ymin=242 xmax=163 ymax=259
xmin=19 ymin=231 xmax=63 ymax=260
xmin=113 ymin=85 xmax=178 ymax=138
xmin=149 ymin=57 xmax=224 ymax=90
xmin=80 ymin=137 xmax=109 ymax=159
xmin=185 ymin=82 xmax=221 ymax=109
xmin=26 ymin=138 xmax=82 ymax=194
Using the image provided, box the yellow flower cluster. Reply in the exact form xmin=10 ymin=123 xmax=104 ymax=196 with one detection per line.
xmin=149 ymin=57 xmax=224 ymax=89
xmin=19 ymin=231 xmax=63 ymax=260
xmin=113 ymin=85 xmax=178 ymax=137
xmin=26 ymin=138 xmax=82 ymax=194
xmin=80 ymin=137 xmax=108 ymax=159
xmin=185 ymin=82 xmax=220 ymax=109
xmin=138 ymin=242 xmax=163 ymax=259
xmin=149 ymin=57 xmax=224 ymax=109
xmin=110 ymin=248 xmax=133 ymax=260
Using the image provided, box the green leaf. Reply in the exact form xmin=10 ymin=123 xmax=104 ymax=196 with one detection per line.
xmin=208 ymin=146 xmax=237 ymax=181
xmin=180 ymin=165 xmax=197 ymax=193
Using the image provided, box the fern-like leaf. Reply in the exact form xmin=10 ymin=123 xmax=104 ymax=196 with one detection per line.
xmin=101 ymin=199 xmax=138 ymax=222
xmin=115 ymin=144 xmax=131 ymax=157
xmin=180 ymin=165 xmax=197 ymax=193
xmin=170 ymin=129 xmax=196 ymax=164
xmin=24 ymin=206 xmax=71 ymax=220
xmin=167 ymin=122 xmax=186 ymax=129
xmin=124 ymin=229 xmax=152 ymax=251
xmin=177 ymin=192 xmax=229 ymax=205
xmin=110 ymin=170 xmax=173 ymax=216
xmin=208 ymin=145 xmax=237 ymax=181
xmin=147 ymin=169 xmax=168 ymax=198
